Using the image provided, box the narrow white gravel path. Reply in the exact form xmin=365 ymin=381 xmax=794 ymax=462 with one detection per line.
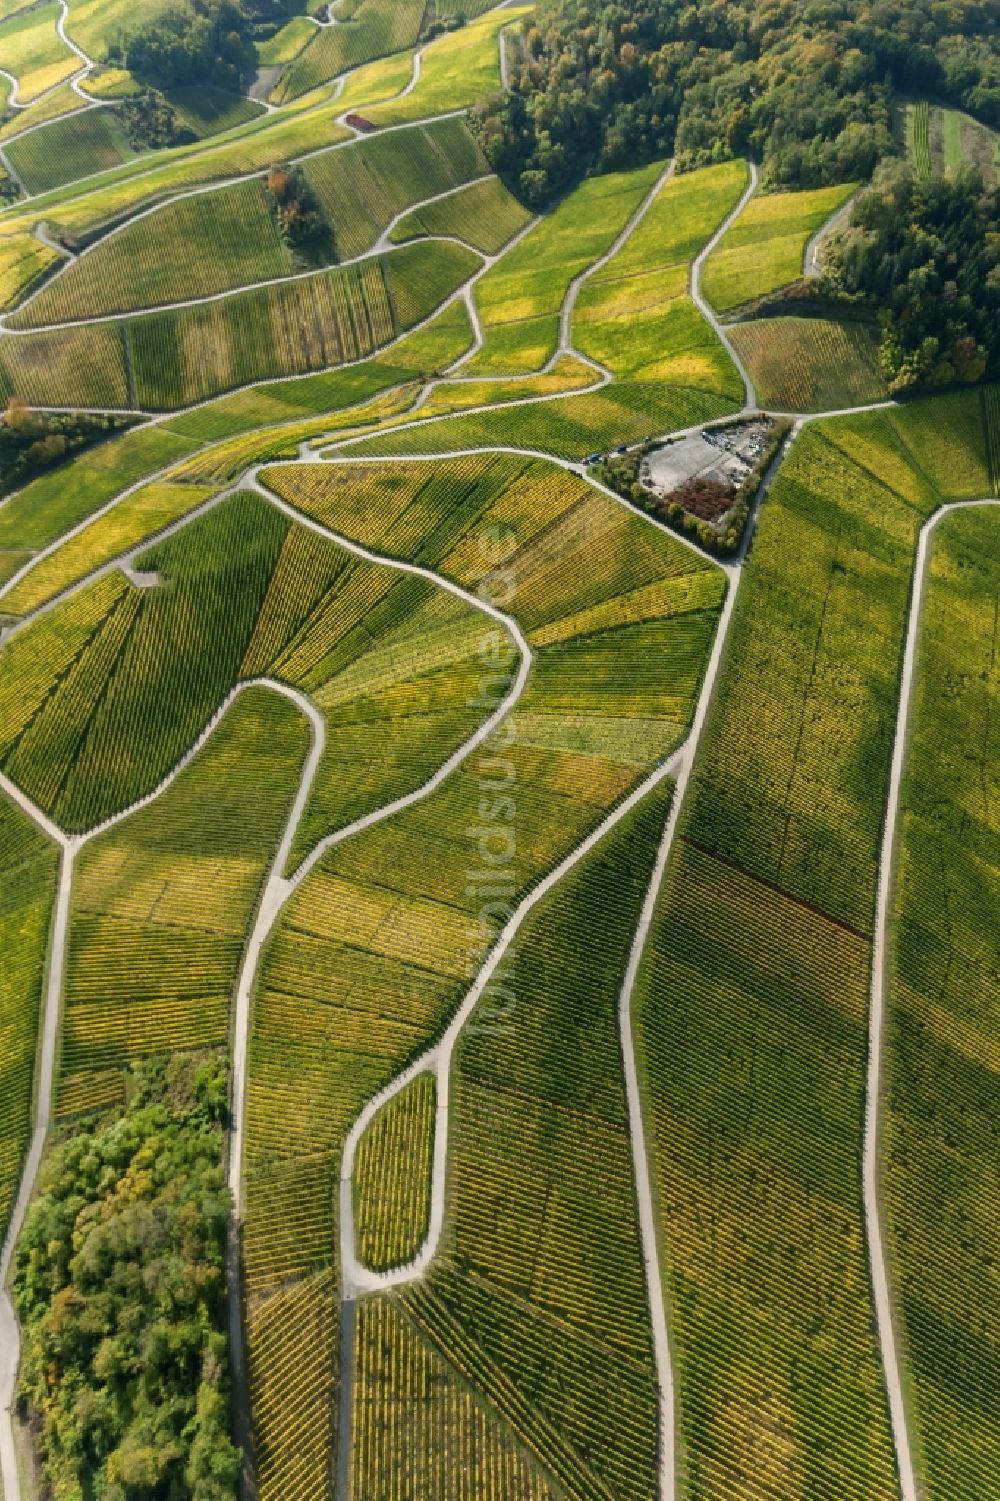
xmin=0 ymin=471 xmax=533 ymax=1501
xmin=690 ymin=157 xmax=759 ymax=410
xmin=866 ymin=495 xmax=1000 ymax=1501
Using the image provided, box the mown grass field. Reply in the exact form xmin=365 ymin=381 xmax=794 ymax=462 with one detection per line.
xmin=702 ymin=180 xmax=857 ymax=311
xmin=884 ymin=504 xmax=1000 ymax=1501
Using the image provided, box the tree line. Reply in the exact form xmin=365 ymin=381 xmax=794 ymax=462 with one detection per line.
xmin=13 ymin=1054 xmax=240 ymax=1500
xmin=825 ymin=163 xmax=1000 ymax=391
xmin=472 ymin=0 xmax=1000 ymax=208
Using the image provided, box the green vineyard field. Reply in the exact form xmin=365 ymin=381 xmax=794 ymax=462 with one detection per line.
xmin=884 ymin=505 xmax=1000 ymax=1500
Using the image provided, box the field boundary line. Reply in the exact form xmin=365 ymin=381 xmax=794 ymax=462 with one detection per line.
xmin=866 ymin=493 xmax=1000 ymax=1501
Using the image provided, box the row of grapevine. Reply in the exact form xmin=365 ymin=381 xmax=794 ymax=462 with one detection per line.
xmin=573 ymin=160 xmax=747 ymax=397
xmin=728 ymin=315 xmax=888 ymax=411
xmin=353 ymin=1071 xmax=435 ymax=1272
xmin=701 ymin=179 xmax=857 ymax=311
xmin=883 ymin=504 xmax=1000 ymax=1499
xmin=350 ymin=1296 xmax=559 ymax=1500
xmin=0 ymin=794 xmax=58 ymax=1239
xmin=275 ymin=0 xmax=426 ymax=101
xmin=57 ymin=687 xmax=311 ymax=1105
xmin=0 ymin=240 xmax=477 ymax=409
xmin=346 ymin=379 xmax=736 ymax=461
xmin=241 ymin=452 xmax=730 ymax=1491
xmin=909 ymin=99 xmax=933 ymax=176
xmin=390 ymin=177 xmax=533 ymax=256
xmin=303 ymin=117 xmax=490 ymax=262
xmin=17 ymin=177 xmax=290 ymax=326
xmin=629 ymin=402 xmax=990 ymax=1495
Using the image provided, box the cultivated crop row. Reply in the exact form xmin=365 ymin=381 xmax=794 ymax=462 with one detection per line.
xmin=883 ymin=504 xmax=1000 ymax=1500
xmin=350 ymin=1295 xmax=558 ymax=1500
xmin=0 ymin=239 xmax=476 ymax=410
xmin=465 ymin=161 xmax=663 ymax=375
xmin=631 ymin=403 xmax=991 ymax=1496
xmin=390 ymin=176 xmax=532 ymax=256
xmin=728 ymin=316 xmax=887 ymax=411
xmin=0 ymin=795 xmax=57 ymax=1240
xmin=18 ymin=177 xmax=290 ymax=326
xmin=573 ymin=159 xmax=746 ymax=397
xmin=303 ymin=117 xmax=489 ymax=262
xmin=702 ymin=179 xmax=857 ymax=312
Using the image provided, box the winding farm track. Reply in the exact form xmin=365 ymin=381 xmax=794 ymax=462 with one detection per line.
xmin=865 ymin=495 xmax=1000 ymax=1501
xmin=690 ymin=156 xmax=759 ymax=409
xmin=0 ymin=47 xmax=983 ymax=1494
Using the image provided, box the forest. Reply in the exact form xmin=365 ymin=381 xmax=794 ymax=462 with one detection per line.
xmin=474 ymin=0 xmax=1000 ymax=206
xmin=12 ymin=1056 xmax=239 ymax=1501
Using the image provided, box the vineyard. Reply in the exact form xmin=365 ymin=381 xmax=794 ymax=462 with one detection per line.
xmin=4 ymin=107 xmax=135 ymax=196
xmin=572 ymin=160 xmax=746 ymax=396
xmin=390 ymin=176 xmax=532 ymax=255
xmin=465 ymin=161 xmax=663 ymax=374
xmin=728 ymin=316 xmax=887 ymax=411
xmin=238 ymin=450 xmax=725 ymax=1497
xmin=0 ymin=240 xmax=478 ymax=408
xmin=274 ymin=0 xmax=428 ymax=102
xmin=0 ymin=2 xmax=77 ymax=104
xmin=60 ymin=687 xmax=310 ymax=1107
xmin=388 ymin=787 xmax=674 ymax=1501
xmin=353 ymin=1072 xmax=435 ymax=1272
xmin=11 ymin=119 xmax=489 ymax=326
xmin=0 ymin=793 xmax=57 ymax=1237
xmin=1 ymin=4 xmax=999 ymax=1497
xmin=701 ymin=180 xmax=857 ymax=311
xmin=883 ymin=504 xmax=1000 ymax=1500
